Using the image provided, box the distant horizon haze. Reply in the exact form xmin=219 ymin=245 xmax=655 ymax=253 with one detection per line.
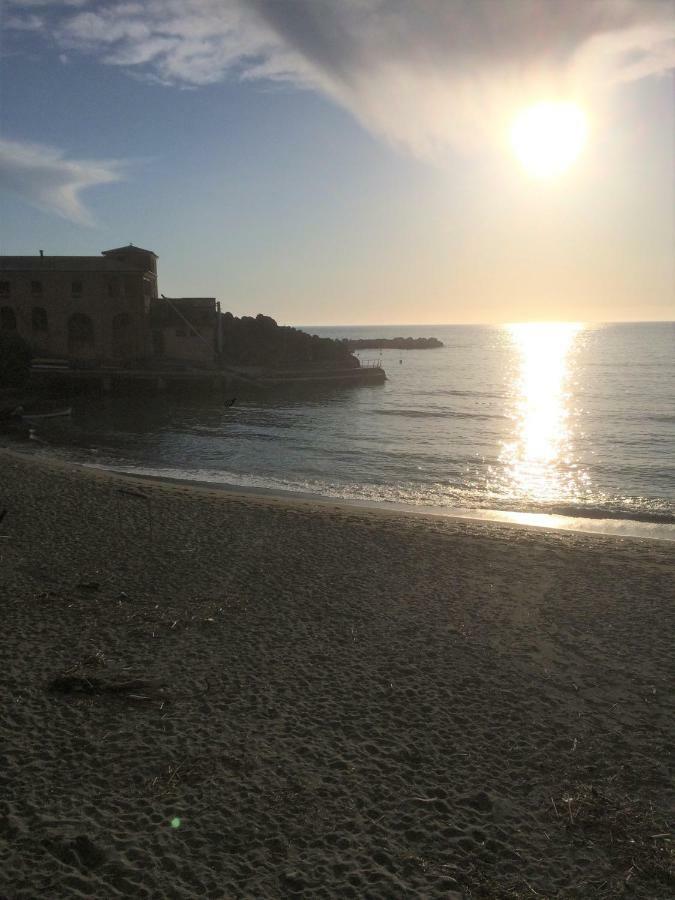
xmin=294 ymin=318 xmax=675 ymax=329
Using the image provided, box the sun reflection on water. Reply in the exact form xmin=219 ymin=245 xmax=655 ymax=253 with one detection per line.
xmin=499 ymin=322 xmax=587 ymax=502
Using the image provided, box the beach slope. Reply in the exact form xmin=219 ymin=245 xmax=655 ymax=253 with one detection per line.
xmin=0 ymin=450 xmax=673 ymax=898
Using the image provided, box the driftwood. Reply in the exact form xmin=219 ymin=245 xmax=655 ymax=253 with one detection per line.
xmin=115 ymin=487 xmax=154 ymax=540
xmin=48 ymin=671 xmax=165 ymax=699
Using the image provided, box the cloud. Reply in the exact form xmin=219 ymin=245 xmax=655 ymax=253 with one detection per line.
xmin=6 ymin=1 xmax=88 ymax=7
xmin=5 ymin=0 xmax=675 ymax=155
xmin=3 ymin=14 xmax=44 ymax=30
xmin=51 ymin=1 xmax=289 ymax=86
xmin=249 ymin=0 xmax=675 ymax=154
xmin=0 ymin=138 xmax=124 ymax=225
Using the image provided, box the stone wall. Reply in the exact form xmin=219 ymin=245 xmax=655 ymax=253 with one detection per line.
xmin=153 ymin=322 xmax=217 ymax=365
xmin=0 ymin=267 xmax=148 ymax=362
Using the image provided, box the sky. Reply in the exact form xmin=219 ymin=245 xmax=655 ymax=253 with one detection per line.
xmin=1 ymin=0 xmax=673 ymax=326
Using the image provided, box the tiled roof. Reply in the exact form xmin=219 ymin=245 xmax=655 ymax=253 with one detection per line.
xmin=102 ymin=245 xmax=158 ymax=257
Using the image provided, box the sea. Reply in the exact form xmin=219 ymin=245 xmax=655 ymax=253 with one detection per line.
xmin=13 ymin=322 xmax=675 ymax=540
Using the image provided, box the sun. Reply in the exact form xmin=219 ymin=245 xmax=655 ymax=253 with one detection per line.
xmin=510 ymin=102 xmax=588 ymax=178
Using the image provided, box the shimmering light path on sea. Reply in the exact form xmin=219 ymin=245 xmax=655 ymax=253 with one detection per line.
xmin=19 ymin=322 xmax=675 ymax=530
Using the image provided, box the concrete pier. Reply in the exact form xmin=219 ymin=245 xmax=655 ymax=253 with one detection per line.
xmin=29 ymin=362 xmax=386 ymax=395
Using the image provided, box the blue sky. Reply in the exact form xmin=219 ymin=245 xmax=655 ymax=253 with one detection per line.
xmin=1 ymin=0 xmax=673 ymax=325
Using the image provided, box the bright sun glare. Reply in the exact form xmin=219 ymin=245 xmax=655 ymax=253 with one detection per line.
xmin=510 ymin=102 xmax=588 ymax=178
xmin=500 ymin=322 xmax=585 ymax=501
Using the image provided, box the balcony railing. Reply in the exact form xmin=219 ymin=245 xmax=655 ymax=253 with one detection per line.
xmin=359 ymin=359 xmax=384 ymax=369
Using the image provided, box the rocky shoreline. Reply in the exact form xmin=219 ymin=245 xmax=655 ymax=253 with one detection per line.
xmin=344 ymin=337 xmax=444 ymax=350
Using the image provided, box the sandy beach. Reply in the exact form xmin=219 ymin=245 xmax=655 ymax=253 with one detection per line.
xmin=0 ymin=447 xmax=673 ymax=899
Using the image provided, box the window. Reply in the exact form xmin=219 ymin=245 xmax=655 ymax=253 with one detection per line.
xmin=71 ymin=280 xmax=83 ymax=296
xmin=32 ymin=307 xmax=48 ymax=331
xmin=175 ymin=328 xmax=186 ymax=337
xmin=143 ymin=277 xmax=153 ymax=297
xmin=190 ymin=329 xmax=199 ymax=338
xmin=152 ymin=330 xmax=165 ymax=357
xmin=68 ymin=313 xmax=94 ymax=353
xmin=113 ymin=313 xmax=130 ymax=330
xmin=0 ymin=281 xmax=9 ymax=297
xmin=31 ymin=280 xmax=43 ymax=294
xmin=1 ymin=306 xmax=17 ymax=330
xmin=107 ymin=278 xmax=119 ymax=298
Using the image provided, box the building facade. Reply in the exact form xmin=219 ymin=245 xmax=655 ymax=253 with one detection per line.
xmin=150 ymin=297 xmax=220 ymax=366
xmin=0 ymin=245 xmax=219 ymax=367
xmin=0 ymin=245 xmax=157 ymax=363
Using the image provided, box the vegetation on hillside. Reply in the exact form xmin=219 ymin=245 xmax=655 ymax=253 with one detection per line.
xmin=220 ymin=313 xmax=359 ymax=368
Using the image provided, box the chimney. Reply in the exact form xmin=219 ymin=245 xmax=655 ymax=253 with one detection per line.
xmin=39 ymin=250 xmax=44 ymax=257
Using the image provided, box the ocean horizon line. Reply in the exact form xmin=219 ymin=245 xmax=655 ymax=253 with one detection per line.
xmin=294 ymin=319 xmax=675 ymax=329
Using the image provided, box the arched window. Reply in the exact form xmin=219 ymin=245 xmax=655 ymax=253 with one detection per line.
xmin=68 ymin=312 xmax=94 ymax=355
xmin=0 ymin=306 xmax=16 ymax=330
xmin=32 ymin=307 xmax=48 ymax=331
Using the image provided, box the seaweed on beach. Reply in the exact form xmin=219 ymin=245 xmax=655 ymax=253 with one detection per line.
xmin=48 ymin=673 xmax=159 ymax=696
xmin=144 ymin=755 xmax=222 ymax=798
xmin=47 ymin=652 xmax=166 ymax=702
xmin=548 ymin=783 xmax=674 ymax=897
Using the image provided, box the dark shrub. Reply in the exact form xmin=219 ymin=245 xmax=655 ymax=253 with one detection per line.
xmin=220 ymin=313 xmax=358 ymax=368
xmin=0 ymin=331 xmax=33 ymax=388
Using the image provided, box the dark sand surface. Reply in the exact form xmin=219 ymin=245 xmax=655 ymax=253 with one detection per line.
xmin=0 ymin=448 xmax=673 ymax=898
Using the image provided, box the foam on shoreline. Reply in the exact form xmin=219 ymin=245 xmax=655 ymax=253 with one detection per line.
xmin=5 ymin=444 xmax=673 ymax=541
xmin=90 ymin=459 xmax=675 ymax=542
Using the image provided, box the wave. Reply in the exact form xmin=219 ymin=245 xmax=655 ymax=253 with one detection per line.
xmin=374 ymin=408 xmax=505 ymax=421
xmin=647 ymin=414 xmax=675 ymax=424
xmin=82 ymin=459 xmax=675 ymax=528
xmin=417 ymin=389 xmax=506 ymax=399
xmin=532 ymin=504 xmax=675 ymax=525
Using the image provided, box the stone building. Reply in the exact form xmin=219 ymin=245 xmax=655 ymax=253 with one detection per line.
xmin=149 ymin=297 xmax=220 ymax=366
xmin=0 ymin=245 xmax=157 ymax=363
xmin=0 ymin=245 xmax=219 ymax=367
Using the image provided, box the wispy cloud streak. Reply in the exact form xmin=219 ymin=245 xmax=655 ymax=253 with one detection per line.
xmin=0 ymin=138 xmax=123 ymax=224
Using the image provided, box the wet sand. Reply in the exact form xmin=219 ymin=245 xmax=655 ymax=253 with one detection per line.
xmin=0 ymin=448 xmax=673 ymax=898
